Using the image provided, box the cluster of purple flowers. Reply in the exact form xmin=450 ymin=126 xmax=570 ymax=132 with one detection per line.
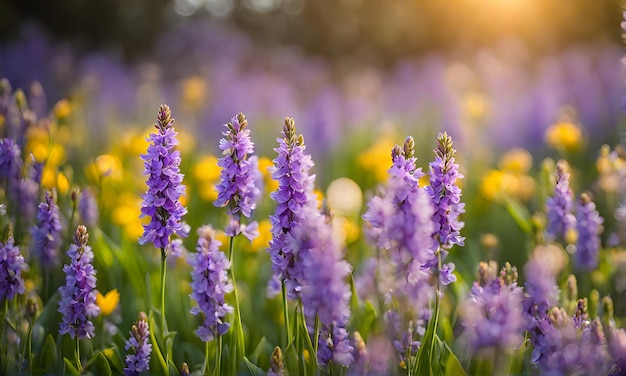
xmin=290 ymin=205 xmax=354 ymax=367
xmin=545 ymin=161 xmax=576 ymax=242
xmin=574 ymin=193 xmax=604 ymax=271
xmin=124 ymin=312 xmax=152 ymax=376
xmin=0 ymin=236 xmax=26 ymax=301
xmin=78 ymin=187 xmax=99 ymax=228
xmin=214 ymin=112 xmax=260 ymax=221
xmin=31 ymin=190 xmax=62 ymax=269
xmin=58 ymin=225 xmax=100 ymax=339
xmin=139 ymin=104 xmax=188 ymax=251
xmin=460 ymin=261 xmax=525 ymax=352
xmin=425 ymin=131 xmax=464 ymax=285
xmin=188 ymin=225 xmax=233 ymax=342
xmin=267 ymin=117 xmax=317 ymax=298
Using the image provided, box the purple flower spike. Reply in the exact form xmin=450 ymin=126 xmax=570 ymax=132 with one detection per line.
xmin=188 ymin=225 xmax=234 ymax=342
xmin=31 ymin=190 xmax=62 ymax=269
xmin=545 ymin=161 xmax=576 ymax=243
xmin=124 ymin=312 xmax=152 ymax=376
xmin=574 ymin=193 xmax=603 ymax=271
xmin=0 ymin=237 xmax=27 ymax=301
xmin=0 ymin=138 xmax=21 ymax=180
xmin=426 ymin=131 xmax=465 ymax=251
xmin=79 ymin=187 xmax=99 ymax=228
xmin=139 ymin=104 xmax=189 ymax=251
xmin=267 ymin=117 xmax=317 ymax=298
xmin=58 ymin=225 xmax=100 ymax=339
xmin=214 ymin=112 xmax=260 ymax=220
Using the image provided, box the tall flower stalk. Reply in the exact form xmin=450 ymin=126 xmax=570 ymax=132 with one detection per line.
xmin=545 ymin=161 xmax=576 ymax=243
xmin=267 ymin=117 xmax=317 ymax=347
xmin=214 ymin=112 xmax=260 ymax=367
xmin=139 ymin=104 xmax=188 ymax=334
xmin=189 ymin=225 xmax=233 ymax=376
xmin=58 ymin=225 xmax=99 ymax=372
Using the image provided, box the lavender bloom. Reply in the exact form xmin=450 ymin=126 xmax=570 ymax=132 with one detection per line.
xmin=31 ymin=190 xmax=62 ymax=269
xmin=460 ymin=262 xmax=525 ymax=352
xmin=139 ymin=104 xmax=189 ymax=250
xmin=267 ymin=117 xmax=317 ymax=298
xmin=0 ymin=237 xmax=26 ymax=301
xmin=291 ymin=206 xmax=354 ymax=366
xmin=426 ymin=132 xmax=464 ymax=284
xmin=609 ymin=327 xmax=626 ymax=375
xmin=0 ymin=138 xmax=21 ymax=180
xmin=318 ymin=325 xmax=355 ymax=367
xmin=58 ymin=225 xmax=100 ymax=339
xmin=532 ymin=311 xmax=611 ymax=375
xmin=78 ymin=187 xmax=99 ymax=227
xmin=214 ymin=112 xmax=261 ymax=220
xmin=188 ymin=225 xmax=233 ymax=342
xmin=124 ymin=312 xmax=152 ymax=376
xmin=545 ymin=161 xmax=576 ymax=242
xmin=574 ymin=193 xmax=603 ymax=271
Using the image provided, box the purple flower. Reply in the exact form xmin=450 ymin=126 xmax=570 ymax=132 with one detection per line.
xmin=609 ymin=327 xmax=626 ymax=374
xmin=318 ymin=325 xmax=355 ymax=367
xmin=124 ymin=312 xmax=152 ymax=376
xmin=532 ymin=310 xmax=611 ymax=375
xmin=78 ymin=187 xmax=99 ymax=227
xmin=31 ymin=190 xmax=62 ymax=269
xmin=58 ymin=225 xmax=100 ymax=339
xmin=139 ymin=104 xmax=189 ymax=250
xmin=574 ymin=193 xmax=603 ymax=271
xmin=0 ymin=237 xmax=27 ymax=301
xmin=460 ymin=262 xmax=525 ymax=352
xmin=267 ymin=117 xmax=317 ymax=298
xmin=545 ymin=161 xmax=576 ymax=242
xmin=292 ymin=206 xmax=352 ymax=326
xmin=214 ymin=113 xmax=260 ymax=220
xmin=0 ymin=138 xmax=21 ymax=180
xmin=425 ymin=131 xmax=464 ymax=284
xmin=188 ymin=225 xmax=233 ymax=342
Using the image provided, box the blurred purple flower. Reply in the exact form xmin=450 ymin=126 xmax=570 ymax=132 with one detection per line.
xmin=31 ymin=190 xmax=62 ymax=269
xmin=0 ymin=138 xmax=22 ymax=180
xmin=0 ymin=237 xmax=26 ymax=301
xmin=139 ymin=104 xmax=189 ymax=251
xmin=58 ymin=225 xmax=100 ymax=339
xmin=214 ymin=112 xmax=260 ymax=220
xmin=546 ymin=161 xmax=576 ymax=242
xmin=267 ymin=117 xmax=317 ymax=298
xmin=124 ymin=312 xmax=152 ymax=376
xmin=574 ymin=193 xmax=603 ymax=271
xmin=188 ymin=225 xmax=233 ymax=342
xmin=78 ymin=187 xmax=99 ymax=228
xmin=318 ymin=325 xmax=355 ymax=367
xmin=609 ymin=327 xmax=626 ymax=375
xmin=460 ymin=262 xmax=525 ymax=352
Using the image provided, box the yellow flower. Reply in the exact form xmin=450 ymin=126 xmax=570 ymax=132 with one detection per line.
xmin=357 ymin=137 xmax=395 ymax=183
xmin=56 ymin=171 xmax=70 ymax=195
xmin=54 ymin=99 xmax=72 ymax=119
xmin=418 ymin=174 xmax=430 ymax=188
xmin=181 ymin=76 xmax=208 ymax=109
xmin=0 ymin=114 xmax=5 ymax=127
xmin=87 ymin=154 xmax=123 ymax=183
xmin=463 ymin=91 xmax=488 ymax=121
xmin=176 ymin=129 xmax=196 ymax=154
xmin=96 ymin=289 xmax=120 ymax=316
xmin=194 ymin=155 xmax=220 ymax=182
xmin=544 ymin=121 xmax=583 ymax=152
xmin=198 ymin=182 xmax=219 ymax=202
xmin=498 ymin=148 xmax=533 ymax=173
xmin=258 ymin=157 xmax=279 ymax=194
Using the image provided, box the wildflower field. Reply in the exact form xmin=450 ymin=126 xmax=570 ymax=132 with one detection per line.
xmin=1 ymin=4 xmax=626 ymax=376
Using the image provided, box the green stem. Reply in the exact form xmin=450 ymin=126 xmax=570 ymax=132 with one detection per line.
xmin=313 ymin=315 xmax=320 ymax=369
xmin=216 ymin=334 xmax=222 ymax=376
xmin=0 ymin=300 xmax=7 ymax=371
xmin=282 ymin=279 xmax=291 ymax=349
xmin=160 ymin=247 xmax=167 ymax=334
xmin=202 ymin=339 xmax=209 ymax=376
xmin=228 ymin=236 xmax=245 ymax=365
xmin=20 ymin=319 xmax=33 ymax=375
xmin=75 ymin=337 xmax=82 ymax=372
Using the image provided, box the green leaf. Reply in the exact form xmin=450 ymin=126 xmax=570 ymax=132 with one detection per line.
xmin=149 ymin=314 xmax=169 ymax=376
xmin=243 ymin=357 xmax=264 ymax=375
xmin=249 ymin=337 xmax=270 ymax=364
xmin=504 ymin=197 xmax=533 ymax=235
xmin=443 ymin=342 xmax=466 ymax=376
xmin=34 ymin=291 xmax=61 ymax=329
xmin=298 ymin=307 xmax=316 ymax=374
xmin=38 ymin=334 xmax=57 ymax=371
xmin=63 ymin=357 xmax=81 ymax=375
xmin=349 ymin=272 xmax=359 ymax=314
xmin=102 ymin=346 xmax=124 ymax=373
xmin=93 ymin=352 xmax=113 ymax=376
